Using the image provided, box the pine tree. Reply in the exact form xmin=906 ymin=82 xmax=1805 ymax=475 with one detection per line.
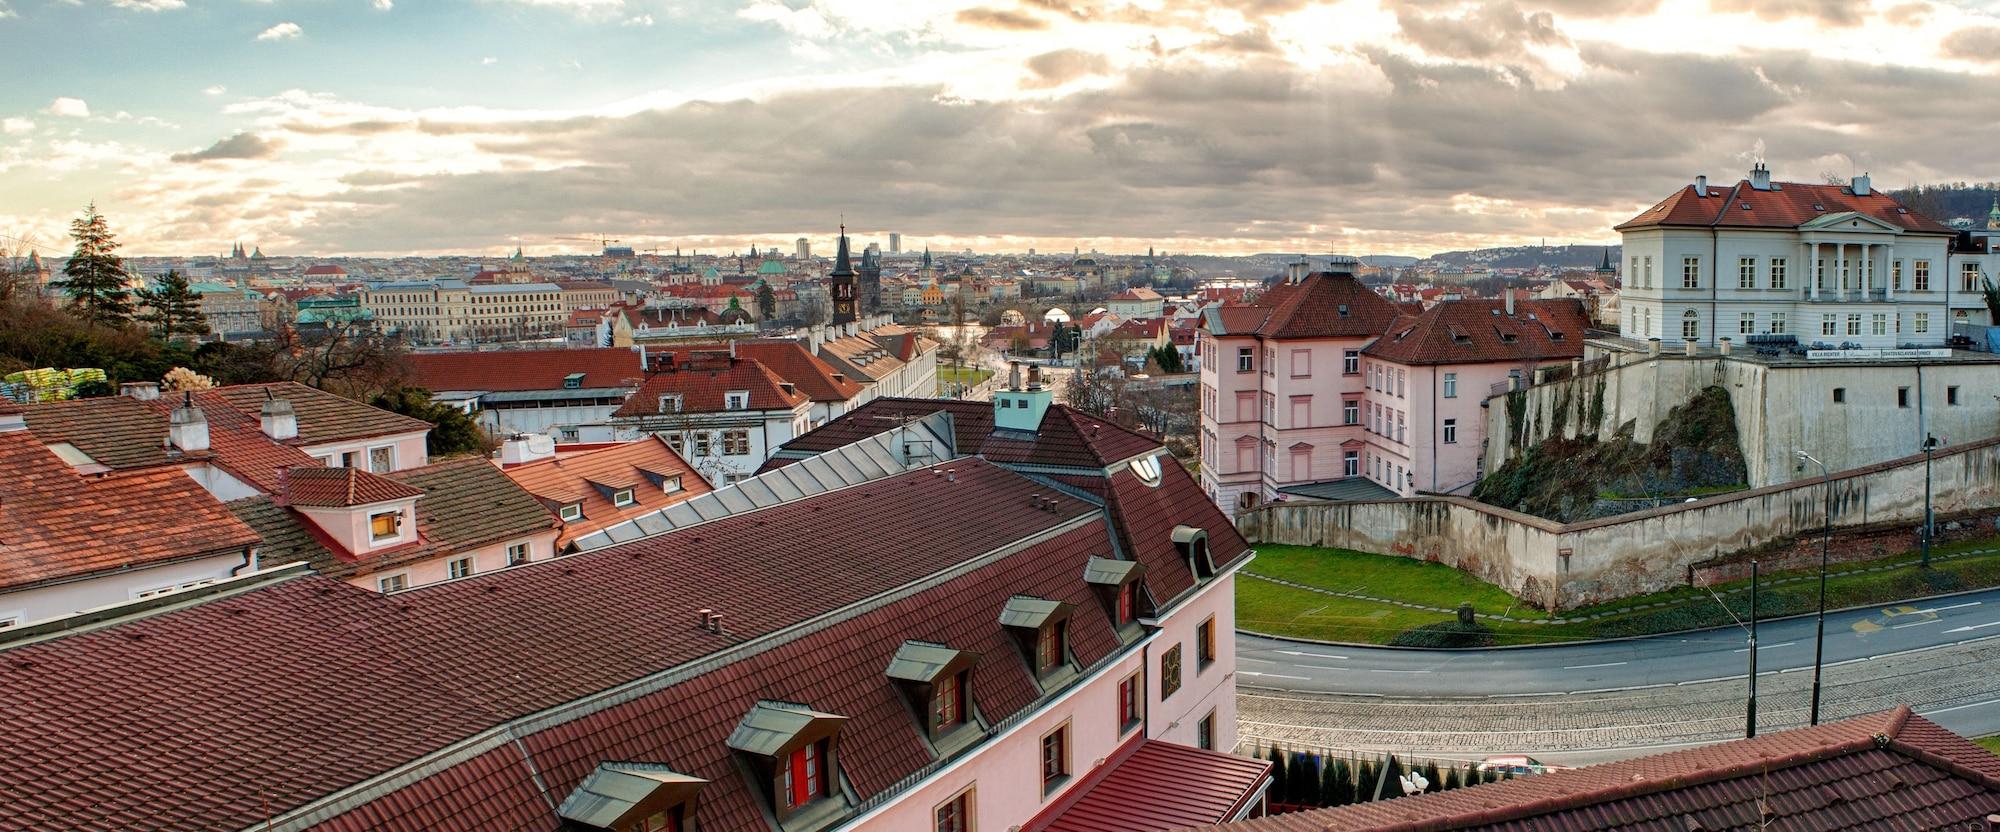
xmin=136 ymin=270 xmax=209 ymax=342
xmin=1267 ymin=746 xmax=1289 ymax=806
xmin=1290 ymin=753 xmax=1319 ymax=806
xmin=1421 ymin=760 xmax=1443 ymax=793
xmin=1441 ymin=765 xmax=1462 ymax=791
xmin=55 ymin=203 xmax=134 ymax=327
xmin=755 ymin=282 xmax=777 ymax=321
xmin=1355 ymin=760 xmax=1378 ymax=802
xmin=1323 ymin=758 xmax=1350 ymax=806
xmin=1382 ymin=755 xmax=1405 ymax=800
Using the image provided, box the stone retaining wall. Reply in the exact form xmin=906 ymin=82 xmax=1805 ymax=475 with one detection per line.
xmin=1238 ymin=436 xmax=2000 ymax=611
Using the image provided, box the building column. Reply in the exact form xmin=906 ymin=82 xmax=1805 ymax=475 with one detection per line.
xmin=1885 ymin=242 xmax=1896 ymax=301
xmin=1835 ymin=243 xmax=1847 ymax=300
xmin=1861 ymin=243 xmax=1872 ymax=298
xmin=1809 ymin=241 xmax=1821 ymax=301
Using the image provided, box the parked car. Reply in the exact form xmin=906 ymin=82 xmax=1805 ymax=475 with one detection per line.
xmin=1476 ymin=755 xmax=1573 ymax=776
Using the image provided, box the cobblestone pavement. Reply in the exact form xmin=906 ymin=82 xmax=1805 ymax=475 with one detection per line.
xmin=1238 ymin=634 xmax=2000 ymax=755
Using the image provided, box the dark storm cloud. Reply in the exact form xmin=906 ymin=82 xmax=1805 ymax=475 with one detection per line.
xmin=1709 ymin=0 xmax=1871 ymax=26
xmin=169 ymin=132 xmax=280 ymax=162
xmin=272 ymin=41 xmax=2000 ymax=252
xmin=955 ymin=7 xmax=1048 ymax=30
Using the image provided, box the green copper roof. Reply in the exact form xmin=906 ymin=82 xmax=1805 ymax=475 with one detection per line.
xmin=757 ymin=260 xmax=786 ymax=275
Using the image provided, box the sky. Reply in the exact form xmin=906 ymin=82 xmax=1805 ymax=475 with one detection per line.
xmin=3 ymin=0 xmax=1999 ymax=259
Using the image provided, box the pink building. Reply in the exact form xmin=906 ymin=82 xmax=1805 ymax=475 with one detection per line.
xmin=1198 ymin=259 xmax=1592 ymax=510
xmin=1197 ymin=261 xmax=1408 ymax=514
xmin=0 ymin=386 xmax=1270 ymax=832
xmin=1359 ymin=296 xmax=1590 ymax=496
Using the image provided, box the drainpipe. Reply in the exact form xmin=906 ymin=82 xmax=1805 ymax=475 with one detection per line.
xmin=1430 ymin=367 xmax=1439 ymax=491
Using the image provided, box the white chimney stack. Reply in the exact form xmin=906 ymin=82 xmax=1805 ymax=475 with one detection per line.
xmin=1749 ymin=161 xmax=1772 ymax=191
xmin=120 ymin=382 xmax=160 ymax=401
xmin=1503 ymin=289 xmax=1515 ymax=316
xmin=1694 ymin=175 xmax=1708 ymax=197
xmin=499 ymin=433 xmax=557 ymax=466
xmin=1852 ymin=172 xmax=1871 ymax=196
xmin=260 ymin=394 xmax=298 ymax=441
xmin=169 ymin=393 xmax=210 ymax=454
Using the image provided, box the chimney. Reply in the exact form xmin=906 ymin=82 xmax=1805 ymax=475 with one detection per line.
xmin=1718 ymin=337 xmax=1733 ymax=356
xmin=1287 ymin=259 xmax=1307 ymax=284
xmin=708 ymin=613 xmax=724 ymax=634
xmin=1648 ymin=337 xmax=1662 ymax=356
xmin=696 ymin=608 xmax=713 ymax=630
xmin=1694 ymin=175 xmax=1708 ymax=197
xmin=499 ymin=433 xmax=557 ymax=466
xmin=1008 ymin=361 xmax=1023 ymax=392
xmin=260 ymin=392 xmax=298 ymax=441
xmin=1749 ymin=161 xmax=1772 ymax=191
xmin=120 ymin=381 xmax=160 ymax=401
xmin=1503 ymin=289 xmax=1515 ymax=316
xmin=1026 ymin=364 xmax=1043 ymax=391
xmin=168 ymin=392 xmax=209 ymax=454
xmin=1852 ymin=172 xmax=1871 ymax=196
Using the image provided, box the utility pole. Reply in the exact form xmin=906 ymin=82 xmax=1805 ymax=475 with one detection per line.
xmin=1797 ymin=450 xmax=1831 ymax=725
xmin=1922 ymin=434 xmax=1941 ymax=568
xmin=1746 ymin=559 xmax=1759 ymax=739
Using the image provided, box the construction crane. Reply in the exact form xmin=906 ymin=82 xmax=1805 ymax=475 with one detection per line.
xmin=552 ymin=235 xmax=621 ymax=251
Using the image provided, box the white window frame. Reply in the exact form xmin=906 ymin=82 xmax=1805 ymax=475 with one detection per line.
xmin=1737 ymin=257 xmax=1755 ymax=289
xmin=367 ymin=445 xmax=395 ymax=474
xmin=448 ymin=557 xmax=474 ymax=579
xmin=369 ymin=510 xmax=402 ymax=544
xmin=1442 ymin=418 xmax=1457 ymax=445
xmin=507 ymin=541 xmax=531 ymax=566
xmin=724 ymin=391 xmax=750 ymax=411
xmin=559 ymin=503 xmax=583 ymax=521
xmin=1770 ymin=258 xmax=1787 ymax=290
xmin=612 ymin=488 xmax=635 ymax=507
xmin=1442 ymin=372 xmax=1457 ymax=398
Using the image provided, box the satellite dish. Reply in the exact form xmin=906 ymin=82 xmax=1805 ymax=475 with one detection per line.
xmin=526 ymin=434 xmax=556 ymax=454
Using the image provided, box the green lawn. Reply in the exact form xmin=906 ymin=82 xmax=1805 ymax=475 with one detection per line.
xmin=1241 ymin=537 xmax=2000 ymax=646
xmin=937 ymin=366 xmax=994 ymax=393
xmin=1977 ymin=736 xmax=2000 ymax=756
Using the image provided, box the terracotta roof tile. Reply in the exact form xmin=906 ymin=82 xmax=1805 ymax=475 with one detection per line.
xmin=1615 ymin=180 xmax=1955 ymax=234
xmin=657 ymin=340 xmax=864 ymax=403
xmin=502 ymin=437 xmax=711 ymax=548
xmin=612 ymin=354 xmax=809 ymax=417
xmin=284 ymin=465 xmax=425 ymax=507
xmin=0 ymin=431 xmax=260 ymax=589
xmin=404 ymin=348 xmax=646 ymax=393
xmin=1249 ymin=273 xmax=1406 ymax=339
xmin=1033 ymin=739 xmax=1271 ymax=832
xmin=1208 ymin=707 xmax=2000 ymax=832
xmin=210 ymin=383 xmax=431 ymax=446
xmin=1361 ymin=298 xmax=1590 ymax=366
xmin=18 ymin=396 xmax=172 ymax=468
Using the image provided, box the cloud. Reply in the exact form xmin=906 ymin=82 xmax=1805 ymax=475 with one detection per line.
xmin=256 ymin=21 xmax=302 ymax=41
xmin=1942 ymin=25 xmax=2000 ymax=62
xmin=1396 ymin=2 xmax=1568 ymax=63
xmin=1882 ymin=2 xmax=1928 ymax=25
xmin=1 ymin=118 xmax=32 ymax=134
xmin=373 ymin=0 xmax=392 ymax=8
xmin=482 ymin=56 xmax=499 ymax=65
xmin=955 ymin=6 xmax=1047 ymax=30
xmin=623 ymin=13 xmax=652 ymax=26
xmin=45 ymin=97 xmax=90 ymax=118
xmin=169 ymin=132 xmax=281 ymax=162
xmin=203 ymin=85 xmax=227 ymax=96
xmin=0 ymin=1 xmax=15 ymax=19
xmin=106 ymin=0 xmax=185 ymax=9
xmin=1708 ymin=0 xmax=1870 ymax=27
xmin=1024 ymin=49 xmax=1108 ymax=88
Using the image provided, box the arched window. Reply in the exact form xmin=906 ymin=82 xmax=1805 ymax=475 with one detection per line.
xmin=1681 ymin=309 xmax=1699 ymax=340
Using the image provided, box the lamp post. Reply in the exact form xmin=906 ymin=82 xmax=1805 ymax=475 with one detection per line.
xmin=1922 ymin=434 xmax=1941 ymax=568
xmin=1746 ymin=559 xmax=1759 ymax=739
xmin=1796 ymin=450 xmax=1831 ymax=725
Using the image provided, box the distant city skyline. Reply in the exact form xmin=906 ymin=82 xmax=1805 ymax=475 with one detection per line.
xmin=5 ymin=0 xmax=2000 ymax=257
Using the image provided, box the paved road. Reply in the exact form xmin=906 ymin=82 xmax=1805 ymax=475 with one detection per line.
xmin=1237 ymin=586 xmax=2000 ymax=697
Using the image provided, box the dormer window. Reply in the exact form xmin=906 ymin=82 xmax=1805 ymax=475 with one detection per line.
xmin=657 ymin=394 xmax=682 ymax=414
xmin=1000 ymin=596 xmax=1076 ymax=687
xmin=1172 ymin=526 xmax=1215 ymax=578
xmin=369 ymin=510 xmax=401 ymax=542
xmin=725 ymin=391 xmax=749 ymax=410
xmin=563 ymin=372 xmax=585 ymax=390
xmin=783 ymin=741 xmax=826 ymax=811
xmin=613 ymin=488 xmax=635 ymax=507
xmin=560 ymin=502 xmax=584 ymax=521
xmin=932 ymin=670 xmax=966 ymax=731
xmin=886 ymin=641 xmax=981 ymax=755
xmin=557 ymin=762 xmax=704 ymax=832
xmin=1083 ymin=556 xmax=1150 ymax=638
xmin=727 ymin=702 xmax=850 ymax=825
xmin=662 ymin=475 xmax=682 ymax=494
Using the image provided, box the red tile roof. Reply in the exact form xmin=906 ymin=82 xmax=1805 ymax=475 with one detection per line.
xmin=208 ymin=382 xmax=430 ymax=446
xmin=1245 ymin=273 xmax=1407 ymax=339
xmin=1361 ymin=298 xmax=1590 ymax=366
xmin=663 ymin=340 xmax=864 ymax=403
xmin=1615 ymin=180 xmax=1955 ymax=234
xmin=404 ymin=348 xmax=645 ymax=393
xmin=283 ymin=465 xmax=426 ymax=507
xmin=611 ymin=353 xmax=809 ymax=416
xmin=502 ymin=437 xmax=711 ymax=548
xmin=0 ymin=458 xmax=1169 ymax=830
xmin=1210 ymin=706 xmax=2000 ymax=832
xmin=1031 ymin=739 xmax=1271 ymax=832
xmin=0 ymin=430 xmax=261 ymax=589
xmin=770 ymin=397 xmax=997 ymax=458
xmin=776 ymin=398 xmax=1167 ymax=473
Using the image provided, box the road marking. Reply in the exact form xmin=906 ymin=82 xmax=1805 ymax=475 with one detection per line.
xmin=1296 ymin=664 xmax=1346 ymax=671
xmin=1892 ymin=619 xmax=1944 ymax=630
xmin=1919 ymin=697 xmax=2000 ymax=716
xmin=1732 ymin=641 xmax=1796 ymax=653
xmin=1562 ymin=661 xmax=1629 ymax=670
xmin=1238 ymin=657 xmax=1275 ymax=664
xmin=1929 ymin=601 xmax=1983 ymax=613
xmin=1945 ymin=621 xmax=2000 ymax=634
xmin=1276 ymin=650 xmax=1350 ymax=660
xmin=1368 ymin=669 xmax=1431 ymax=674
xmin=1240 ymin=671 xmax=1309 ymax=680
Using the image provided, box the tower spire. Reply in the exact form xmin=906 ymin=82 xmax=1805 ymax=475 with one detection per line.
xmin=832 ymin=223 xmax=853 ymax=277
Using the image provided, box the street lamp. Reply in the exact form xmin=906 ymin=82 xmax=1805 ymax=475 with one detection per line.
xmin=1796 ymin=449 xmax=1831 ymax=725
xmin=1921 ymin=434 xmax=1942 ymax=568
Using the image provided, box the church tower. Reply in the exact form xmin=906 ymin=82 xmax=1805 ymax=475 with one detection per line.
xmin=1987 ymin=197 xmax=1999 ymax=232
xmin=829 ymin=224 xmax=857 ymax=325
xmin=857 ymin=244 xmax=882 ymax=317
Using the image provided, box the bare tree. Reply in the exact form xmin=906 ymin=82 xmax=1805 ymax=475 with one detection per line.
xmin=264 ymin=317 xmax=410 ymax=400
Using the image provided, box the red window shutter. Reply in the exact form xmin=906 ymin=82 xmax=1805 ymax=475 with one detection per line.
xmin=788 ymin=747 xmax=810 ymax=807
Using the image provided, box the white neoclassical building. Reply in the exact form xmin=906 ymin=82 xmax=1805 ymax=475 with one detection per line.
xmin=1615 ymin=163 xmax=1994 ymax=348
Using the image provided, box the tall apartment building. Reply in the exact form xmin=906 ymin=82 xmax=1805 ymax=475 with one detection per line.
xmin=1616 ymin=164 xmax=1994 ymax=348
xmin=361 ymin=278 xmax=567 ymax=343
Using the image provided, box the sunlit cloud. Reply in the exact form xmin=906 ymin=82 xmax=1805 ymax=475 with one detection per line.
xmin=256 ymin=21 xmax=302 ymax=41
xmin=45 ymin=97 xmax=90 ymax=118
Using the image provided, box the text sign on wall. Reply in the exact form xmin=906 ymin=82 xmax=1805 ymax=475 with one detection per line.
xmin=1806 ymin=348 xmax=1952 ymax=360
